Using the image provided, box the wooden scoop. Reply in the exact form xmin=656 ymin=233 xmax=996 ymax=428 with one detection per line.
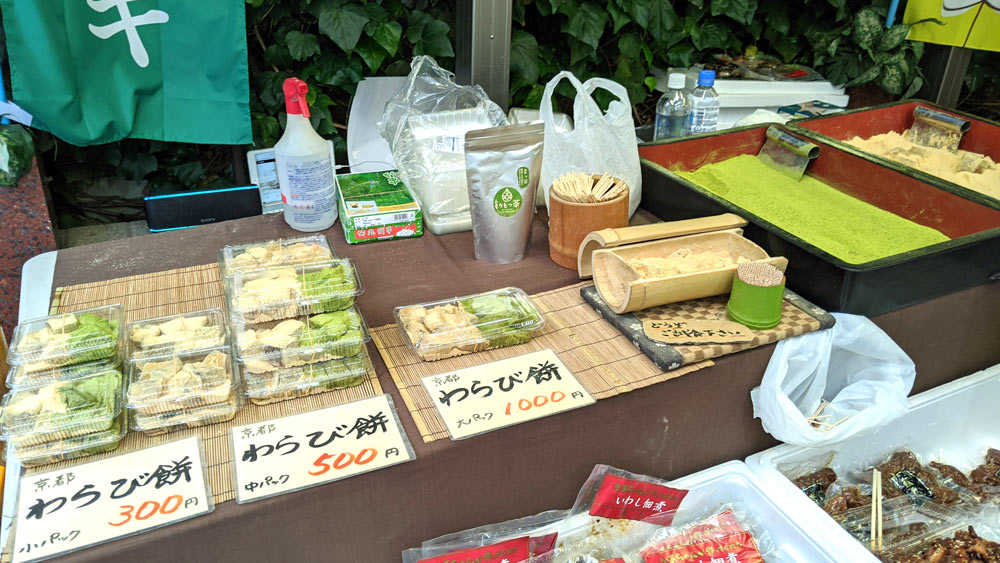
xmin=577 ymin=213 xmax=748 ymax=279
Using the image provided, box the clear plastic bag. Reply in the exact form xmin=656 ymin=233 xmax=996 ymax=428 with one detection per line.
xmin=402 ymin=510 xmax=566 ymax=563
xmin=539 ymin=72 xmax=642 ymax=218
xmin=377 ymin=56 xmax=508 ymax=234
xmin=751 ymin=313 xmax=916 ymax=447
xmin=541 ymin=465 xmax=687 ymax=561
xmin=638 ymin=505 xmax=775 ymax=563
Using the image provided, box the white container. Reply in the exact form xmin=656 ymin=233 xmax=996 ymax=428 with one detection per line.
xmin=275 ymin=78 xmax=338 ymax=232
xmin=401 ymin=108 xmax=499 ymax=234
xmin=452 ymin=461 xmax=848 ymax=562
xmin=665 ymin=460 xmax=857 ymax=562
xmin=746 ymin=364 xmax=1000 ymax=562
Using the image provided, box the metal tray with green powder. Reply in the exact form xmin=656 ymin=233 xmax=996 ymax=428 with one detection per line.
xmin=639 ymin=124 xmax=1000 ymax=316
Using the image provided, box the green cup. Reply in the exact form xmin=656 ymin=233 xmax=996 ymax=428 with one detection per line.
xmin=727 ymin=274 xmax=785 ymax=330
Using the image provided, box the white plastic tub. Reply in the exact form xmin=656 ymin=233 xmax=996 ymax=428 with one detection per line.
xmin=746 ymin=363 xmax=1000 ymax=561
xmin=401 ymin=108 xmax=498 ymax=234
xmin=664 ymin=460 xmax=861 ymax=562
xmin=653 ymin=67 xmax=850 ymax=129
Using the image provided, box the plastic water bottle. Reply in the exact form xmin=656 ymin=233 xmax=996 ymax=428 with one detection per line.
xmin=653 ymin=73 xmax=691 ymax=140
xmin=274 ymin=77 xmax=338 ymax=232
xmin=688 ymin=70 xmax=720 ymax=134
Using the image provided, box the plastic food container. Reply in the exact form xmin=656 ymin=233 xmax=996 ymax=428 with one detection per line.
xmin=6 ymin=357 xmax=121 ymax=389
xmin=218 ymin=235 xmax=335 ymax=278
xmin=399 ymin=108 xmax=502 ymax=234
xmin=226 ymin=258 xmax=364 ymax=324
xmin=639 ymin=124 xmax=1000 ymax=316
xmin=745 ymin=364 xmax=1000 ymax=562
xmin=126 ymin=309 xmax=227 ymax=360
xmin=663 ymin=461 xmax=853 ymax=562
xmin=447 ymin=461 xmax=850 ymax=562
xmin=7 ymin=304 xmax=124 ymax=373
xmin=5 ymin=410 xmax=127 ymax=468
xmin=0 ymin=368 xmax=124 ymax=448
xmin=234 ymin=308 xmax=370 ymax=373
xmin=241 ymin=348 xmax=373 ymax=406
xmin=133 ymin=394 xmax=241 ymax=436
xmin=127 ymin=347 xmax=236 ymax=417
xmin=394 ymin=287 xmax=545 ymax=362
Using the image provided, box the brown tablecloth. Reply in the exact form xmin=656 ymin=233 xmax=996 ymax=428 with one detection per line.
xmin=43 ymin=212 xmax=1000 ymax=562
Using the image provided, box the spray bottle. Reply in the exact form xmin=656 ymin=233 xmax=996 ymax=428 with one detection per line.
xmin=275 ymin=77 xmax=338 ymax=232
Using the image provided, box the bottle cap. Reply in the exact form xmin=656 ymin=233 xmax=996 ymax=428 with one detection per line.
xmin=283 ymin=78 xmax=311 ymax=118
xmin=697 ymin=70 xmax=716 ymax=87
xmin=667 ymin=73 xmax=686 ymax=90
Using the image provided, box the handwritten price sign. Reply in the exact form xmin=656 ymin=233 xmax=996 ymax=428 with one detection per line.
xmin=230 ymin=394 xmax=415 ymax=503
xmin=12 ymin=437 xmax=212 ymax=562
xmin=421 ymin=349 xmax=595 ymax=440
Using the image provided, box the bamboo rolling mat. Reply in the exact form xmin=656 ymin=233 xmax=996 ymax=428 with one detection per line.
xmin=42 ymin=263 xmax=383 ymax=505
xmin=371 ymin=282 xmax=714 ymax=443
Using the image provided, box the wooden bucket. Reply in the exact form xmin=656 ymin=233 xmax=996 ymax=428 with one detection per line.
xmin=548 ymin=185 xmax=629 ymax=270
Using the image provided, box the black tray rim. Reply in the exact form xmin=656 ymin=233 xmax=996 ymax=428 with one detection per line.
xmin=639 ymin=123 xmax=1000 ymax=273
xmin=787 ymin=98 xmax=1000 ymax=211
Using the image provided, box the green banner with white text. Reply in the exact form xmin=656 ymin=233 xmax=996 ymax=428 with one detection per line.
xmin=1 ymin=0 xmax=252 ymax=145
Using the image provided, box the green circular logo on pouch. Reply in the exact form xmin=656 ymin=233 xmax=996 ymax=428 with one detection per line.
xmin=493 ymin=187 xmax=522 ymax=218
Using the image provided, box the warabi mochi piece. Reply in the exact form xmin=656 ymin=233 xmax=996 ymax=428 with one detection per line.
xmin=46 ymin=314 xmax=79 ymax=333
xmin=158 ymin=317 xmax=188 ymax=335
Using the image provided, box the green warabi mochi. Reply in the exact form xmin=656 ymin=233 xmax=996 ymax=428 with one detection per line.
xmin=676 ymin=155 xmax=950 ymax=265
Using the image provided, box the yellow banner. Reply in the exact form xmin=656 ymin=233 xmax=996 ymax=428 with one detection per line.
xmin=904 ymin=0 xmax=1000 ymax=51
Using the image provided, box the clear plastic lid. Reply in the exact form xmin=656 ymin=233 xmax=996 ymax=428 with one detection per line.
xmin=126 ymin=309 xmax=228 ymax=360
xmin=394 ymin=287 xmax=545 ymax=361
xmin=234 ymin=308 xmax=371 ymax=373
xmin=226 ymin=258 xmax=365 ymax=324
xmin=5 ymin=410 xmax=127 ymax=468
xmin=7 ymin=304 xmax=124 ymax=372
xmin=127 ymin=348 xmax=236 ymax=416
xmin=241 ymin=348 xmax=373 ymax=406
xmin=218 ymin=235 xmax=335 ymax=278
xmin=6 ymin=357 xmax=121 ymax=389
xmin=0 ymin=368 xmax=124 ymax=446
xmin=133 ymin=394 xmax=241 ymax=436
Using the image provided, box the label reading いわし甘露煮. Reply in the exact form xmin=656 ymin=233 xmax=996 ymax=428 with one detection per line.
xmin=589 ymin=473 xmax=688 ymax=525
xmin=493 ymin=186 xmax=523 ymax=218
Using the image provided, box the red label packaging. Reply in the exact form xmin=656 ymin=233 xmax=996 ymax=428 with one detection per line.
xmin=640 ymin=510 xmax=746 ymax=557
xmin=641 ymin=531 xmax=764 ymax=563
xmin=589 ymin=474 xmax=689 ymax=525
xmin=417 ymin=537 xmax=530 ymax=563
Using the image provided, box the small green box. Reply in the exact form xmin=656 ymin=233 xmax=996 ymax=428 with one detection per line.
xmin=337 ymin=170 xmax=423 ymax=244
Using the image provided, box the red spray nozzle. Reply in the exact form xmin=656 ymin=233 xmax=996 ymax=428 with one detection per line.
xmin=282 ymin=77 xmax=311 ymax=118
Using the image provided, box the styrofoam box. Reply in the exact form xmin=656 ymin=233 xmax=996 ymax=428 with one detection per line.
xmin=654 ymin=67 xmax=847 ymax=96
xmin=746 ymin=364 xmax=1000 ymax=562
xmin=652 ymin=67 xmax=850 ymax=129
xmin=666 ymin=461 xmax=850 ymax=562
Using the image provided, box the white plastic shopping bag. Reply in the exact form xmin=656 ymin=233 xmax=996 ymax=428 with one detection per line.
xmin=539 ymin=72 xmax=641 ymax=216
xmin=751 ymin=313 xmax=916 ymax=447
